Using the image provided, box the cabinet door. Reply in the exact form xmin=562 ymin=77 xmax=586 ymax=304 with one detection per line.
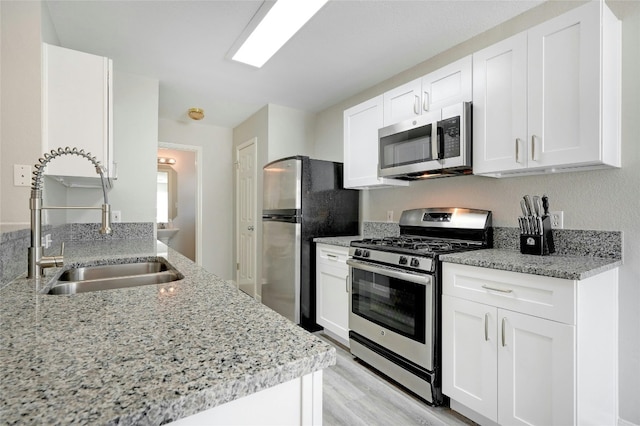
xmin=472 ymin=33 xmax=528 ymax=175
xmin=421 ymin=55 xmax=472 ymax=113
xmin=343 ymin=96 xmax=408 ymax=189
xmin=442 ymin=295 xmax=498 ymax=422
xmin=42 ymin=43 xmax=113 ymax=178
xmin=527 ymin=1 xmax=601 ymax=168
xmin=383 ymin=78 xmax=422 ymax=126
xmin=498 ymin=309 xmax=575 ymax=426
xmin=316 ymin=246 xmax=349 ymax=343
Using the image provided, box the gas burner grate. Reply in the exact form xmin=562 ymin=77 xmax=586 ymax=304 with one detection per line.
xmin=354 ymin=235 xmax=481 ymax=254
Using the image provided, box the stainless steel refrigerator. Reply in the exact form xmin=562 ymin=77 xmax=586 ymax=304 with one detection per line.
xmin=262 ymin=156 xmax=359 ymax=331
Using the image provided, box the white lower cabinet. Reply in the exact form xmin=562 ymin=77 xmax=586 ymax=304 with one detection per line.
xmin=316 ymin=244 xmax=350 ymax=345
xmin=442 ymin=262 xmax=618 ymax=426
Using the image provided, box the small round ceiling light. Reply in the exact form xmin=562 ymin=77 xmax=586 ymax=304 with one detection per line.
xmin=188 ymin=108 xmax=205 ymax=120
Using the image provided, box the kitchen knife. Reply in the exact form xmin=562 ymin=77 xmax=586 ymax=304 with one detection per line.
xmin=520 ymin=199 xmax=529 ymax=217
xmin=542 ymin=194 xmax=550 ymax=216
xmin=524 ymin=195 xmax=535 ymax=218
xmin=533 ymin=195 xmax=542 ymax=216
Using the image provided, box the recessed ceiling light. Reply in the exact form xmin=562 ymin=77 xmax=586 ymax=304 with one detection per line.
xmin=231 ymin=0 xmax=329 ymax=68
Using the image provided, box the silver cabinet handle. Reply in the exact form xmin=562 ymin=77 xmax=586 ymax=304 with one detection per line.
xmin=481 ymin=284 xmax=513 ymax=293
xmin=345 ymin=274 xmax=349 ymax=293
xmin=414 ymin=95 xmax=420 ymax=115
xmin=515 ymin=138 xmax=523 ymax=164
xmin=485 ymin=313 xmax=489 ymax=341
xmin=327 ymin=254 xmax=338 ymax=260
xmin=247 ymin=226 xmax=254 ymax=231
xmin=531 ymin=135 xmax=540 ymax=161
xmin=423 ymin=91 xmax=430 ymax=112
xmin=502 ymin=317 xmax=507 ymax=347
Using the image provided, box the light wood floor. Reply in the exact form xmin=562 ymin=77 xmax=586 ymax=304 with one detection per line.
xmin=318 ymin=333 xmax=476 ymax=426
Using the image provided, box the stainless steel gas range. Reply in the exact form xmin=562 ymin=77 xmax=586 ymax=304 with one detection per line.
xmin=347 ymin=207 xmax=492 ymax=405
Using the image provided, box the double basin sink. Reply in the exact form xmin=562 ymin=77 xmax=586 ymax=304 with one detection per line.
xmin=44 ymin=258 xmax=184 ymax=295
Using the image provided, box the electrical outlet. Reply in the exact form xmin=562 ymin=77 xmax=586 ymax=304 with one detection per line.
xmin=13 ymin=165 xmax=31 ymax=187
xmin=112 ymin=210 xmax=122 ymax=223
xmin=386 ymin=210 xmax=394 ymax=222
xmin=549 ymin=211 xmax=564 ymax=229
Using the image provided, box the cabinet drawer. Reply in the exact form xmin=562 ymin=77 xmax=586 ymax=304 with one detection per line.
xmin=443 ymin=263 xmax=575 ymax=324
xmin=316 ymin=244 xmax=349 ymax=264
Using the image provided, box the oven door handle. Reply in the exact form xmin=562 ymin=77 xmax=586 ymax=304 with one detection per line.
xmin=346 ymin=259 xmax=432 ymax=286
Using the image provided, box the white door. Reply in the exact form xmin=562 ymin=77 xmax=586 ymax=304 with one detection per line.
xmin=236 ymin=139 xmax=257 ymax=297
xmin=527 ymin=1 xmax=601 ymax=168
xmin=442 ymin=296 xmax=498 ymax=422
xmin=498 ymin=309 xmax=575 ymax=426
xmin=472 ymin=32 xmax=528 ymax=175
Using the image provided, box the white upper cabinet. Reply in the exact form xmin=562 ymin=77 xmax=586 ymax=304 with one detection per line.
xmin=473 ymin=1 xmax=621 ymax=177
xmin=383 ymin=78 xmax=422 ymax=126
xmin=42 ymin=43 xmax=114 ymax=182
xmin=343 ymin=96 xmax=409 ymax=189
xmin=472 ymin=33 xmax=528 ymax=174
xmin=421 ymin=55 xmax=472 ymax=113
xmin=383 ymin=56 xmax=472 ymax=126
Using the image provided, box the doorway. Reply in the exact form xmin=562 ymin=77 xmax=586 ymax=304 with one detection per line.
xmin=235 ymin=138 xmax=257 ymax=298
xmin=157 ymin=142 xmax=203 ymax=265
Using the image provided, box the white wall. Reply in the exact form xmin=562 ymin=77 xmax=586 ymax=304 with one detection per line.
xmin=157 ymin=148 xmax=196 ymax=261
xmin=313 ymin=1 xmax=640 ymax=424
xmin=158 ymin=118 xmax=233 ymax=280
xmin=0 ymin=1 xmax=44 ymax=227
xmin=267 ymin=104 xmax=316 ymax=162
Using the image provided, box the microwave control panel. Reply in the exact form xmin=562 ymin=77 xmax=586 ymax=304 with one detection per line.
xmin=439 ymin=116 xmax=461 ymax=158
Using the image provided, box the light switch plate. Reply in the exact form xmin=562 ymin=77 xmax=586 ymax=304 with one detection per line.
xmin=14 ymin=165 xmax=31 ymax=187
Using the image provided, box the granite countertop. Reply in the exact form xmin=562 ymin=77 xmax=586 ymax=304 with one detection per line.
xmin=440 ymin=248 xmax=622 ymax=280
xmin=314 ymin=235 xmax=361 ymax=248
xmin=0 ymin=240 xmax=335 ymax=425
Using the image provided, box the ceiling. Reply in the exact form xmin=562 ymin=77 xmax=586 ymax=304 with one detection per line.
xmin=45 ymin=0 xmax=544 ymax=129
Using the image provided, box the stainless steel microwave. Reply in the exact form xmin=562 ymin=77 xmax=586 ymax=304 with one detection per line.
xmin=378 ymin=102 xmax=472 ymax=180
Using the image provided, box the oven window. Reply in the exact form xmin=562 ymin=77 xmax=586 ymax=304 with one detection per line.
xmin=351 ymin=268 xmax=426 ymax=343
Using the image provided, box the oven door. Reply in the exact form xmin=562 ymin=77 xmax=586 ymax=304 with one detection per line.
xmin=347 ymin=258 xmax=433 ymax=370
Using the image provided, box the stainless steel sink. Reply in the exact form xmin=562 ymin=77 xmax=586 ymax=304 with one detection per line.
xmin=45 ymin=259 xmax=184 ymax=295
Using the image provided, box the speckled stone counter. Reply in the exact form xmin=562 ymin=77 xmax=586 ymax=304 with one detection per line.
xmin=440 ymin=249 xmax=622 ymax=280
xmin=314 ymin=235 xmax=361 ymax=247
xmin=0 ymin=239 xmax=335 ymax=425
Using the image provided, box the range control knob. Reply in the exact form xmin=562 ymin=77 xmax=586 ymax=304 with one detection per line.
xmin=399 ymin=256 xmax=408 ymax=265
xmin=410 ymin=258 xmax=420 ymax=268
xmin=354 ymin=249 xmax=362 ymax=257
xmin=362 ymin=250 xmax=370 ymax=258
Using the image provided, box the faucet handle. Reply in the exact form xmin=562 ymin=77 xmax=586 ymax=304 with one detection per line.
xmin=39 ymin=242 xmax=64 ymax=269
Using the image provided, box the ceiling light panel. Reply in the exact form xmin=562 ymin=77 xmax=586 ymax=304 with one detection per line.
xmin=232 ymin=0 xmax=329 ymax=68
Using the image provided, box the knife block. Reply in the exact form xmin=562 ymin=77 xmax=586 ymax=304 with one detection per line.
xmin=520 ymin=216 xmax=555 ymax=255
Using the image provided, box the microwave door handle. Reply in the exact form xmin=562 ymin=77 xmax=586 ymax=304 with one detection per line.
xmin=436 ymin=125 xmax=445 ymax=160
xmin=431 ymin=124 xmax=439 ymax=160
